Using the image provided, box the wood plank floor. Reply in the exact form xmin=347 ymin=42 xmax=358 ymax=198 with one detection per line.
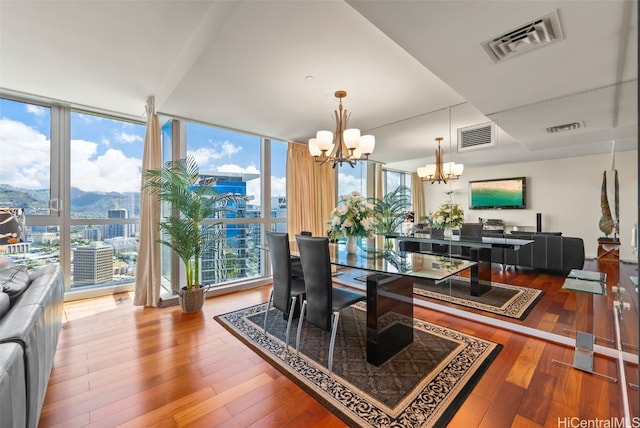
xmin=39 ymin=261 xmax=638 ymax=427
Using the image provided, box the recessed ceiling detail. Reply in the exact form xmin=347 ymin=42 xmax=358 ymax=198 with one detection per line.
xmin=457 ymin=122 xmax=496 ymax=152
xmin=482 ymin=10 xmax=564 ymax=64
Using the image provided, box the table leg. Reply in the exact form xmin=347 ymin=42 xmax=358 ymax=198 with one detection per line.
xmin=365 ymin=273 xmax=414 ymax=366
xmin=470 ymin=247 xmax=492 ymax=296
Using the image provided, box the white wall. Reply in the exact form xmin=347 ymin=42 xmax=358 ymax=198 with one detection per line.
xmin=423 ymin=149 xmax=638 ymax=262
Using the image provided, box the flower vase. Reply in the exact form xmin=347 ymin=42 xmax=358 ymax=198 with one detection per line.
xmin=346 ymin=235 xmax=357 ymax=254
xmin=444 ymin=227 xmax=452 ymax=239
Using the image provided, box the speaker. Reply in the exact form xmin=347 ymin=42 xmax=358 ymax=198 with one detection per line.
xmin=536 ymin=213 xmax=542 ymax=232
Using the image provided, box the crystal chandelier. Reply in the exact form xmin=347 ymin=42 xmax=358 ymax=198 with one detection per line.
xmin=307 ymin=90 xmax=375 ymax=168
xmin=417 ymin=137 xmax=464 ymax=184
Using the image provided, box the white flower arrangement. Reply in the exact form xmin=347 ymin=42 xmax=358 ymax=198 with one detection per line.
xmin=328 ymin=191 xmax=378 ymax=238
xmin=431 ymin=201 xmax=464 ymax=229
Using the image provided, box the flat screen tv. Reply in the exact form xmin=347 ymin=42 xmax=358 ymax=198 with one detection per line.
xmin=469 ymin=177 xmax=526 ymax=209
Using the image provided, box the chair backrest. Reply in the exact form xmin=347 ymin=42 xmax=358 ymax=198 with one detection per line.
xmin=266 ymin=232 xmax=294 ymax=313
xmin=300 ymin=231 xmax=312 ymax=236
xmin=295 ymin=235 xmax=332 ymax=332
xmin=430 ymin=228 xmax=445 ymax=239
xmin=460 ymin=223 xmax=484 ymax=241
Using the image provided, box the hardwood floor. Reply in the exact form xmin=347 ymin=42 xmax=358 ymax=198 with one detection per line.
xmin=39 ymin=262 xmax=638 ymax=427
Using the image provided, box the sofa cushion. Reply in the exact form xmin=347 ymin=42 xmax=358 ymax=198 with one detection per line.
xmin=0 ymin=292 xmax=9 ymax=319
xmin=0 ymin=266 xmax=30 ymax=302
xmin=0 ymin=343 xmax=27 ymax=428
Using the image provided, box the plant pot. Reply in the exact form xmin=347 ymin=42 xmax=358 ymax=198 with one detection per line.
xmin=444 ymin=227 xmax=452 ymax=239
xmin=179 ymin=287 xmax=206 ymax=313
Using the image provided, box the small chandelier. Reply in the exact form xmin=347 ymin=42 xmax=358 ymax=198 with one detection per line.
xmin=307 ymin=90 xmax=375 ymax=168
xmin=417 ymin=137 xmax=464 ymax=184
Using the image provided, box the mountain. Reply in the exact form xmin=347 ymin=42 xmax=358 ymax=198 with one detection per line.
xmin=0 ymin=184 xmax=140 ymax=218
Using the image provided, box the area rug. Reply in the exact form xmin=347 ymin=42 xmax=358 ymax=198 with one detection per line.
xmin=345 ymin=270 xmax=543 ymax=320
xmin=215 ymin=301 xmax=501 ymax=427
xmin=412 ymin=277 xmax=544 ymax=320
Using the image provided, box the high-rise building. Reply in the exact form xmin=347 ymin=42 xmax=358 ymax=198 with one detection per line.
xmin=83 ymin=226 xmax=102 ymax=241
xmin=107 ymin=207 xmax=128 ymax=238
xmin=198 ymin=172 xmax=259 ymax=285
xmin=73 ymin=242 xmax=113 ymax=287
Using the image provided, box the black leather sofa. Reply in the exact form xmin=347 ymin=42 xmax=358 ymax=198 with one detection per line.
xmin=492 ymin=231 xmax=585 ymax=273
xmin=0 ymin=263 xmax=64 ymax=428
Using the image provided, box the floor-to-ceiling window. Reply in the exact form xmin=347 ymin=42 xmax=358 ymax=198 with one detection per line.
xmin=338 ymin=161 xmax=368 ymax=197
xmin=69 ymin=110 xmax=145 ymax=289
xmin=1 ymin=94 xmax=286 ymax=297
xmin=270 ymin=139 xmax=288 ymax=233
xmin=0 ymin=97 xmax=61 ymax=270
xmin=180 ymin=121 xmax=280 ymax=288
xmin=384 ymin=168 xmax=413 ymax=210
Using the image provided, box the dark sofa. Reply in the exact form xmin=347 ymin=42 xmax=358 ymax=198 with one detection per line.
xmin=0 ymin=263 xmax=64 ymax=428
xmin=493 ymin=231 xmax=585 ymax=273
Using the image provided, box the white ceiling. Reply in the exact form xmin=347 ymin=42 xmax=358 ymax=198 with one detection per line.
xmin=0 ymin=0 xmax=636 ymax=172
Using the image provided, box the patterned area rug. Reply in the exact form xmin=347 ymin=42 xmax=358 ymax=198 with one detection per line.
xmin=413 ymin=277 xmax=544 ymax=320
xmin=346 ymin=270 xmax=543 ymax=320
xmin=215 ymin=302 xmax=501 ymax=427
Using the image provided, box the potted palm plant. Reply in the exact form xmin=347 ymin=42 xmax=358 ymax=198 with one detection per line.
xmin=143 ymin=156 xmax=242 ymax=313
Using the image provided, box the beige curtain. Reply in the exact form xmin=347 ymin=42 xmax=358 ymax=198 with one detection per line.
xmin=411 ymin=172 xmax=426 ymax=222
xmin=134 ymin=96 xmax=162 ymax=307
xmin=287 ymin=143 xmax=336 ymax=237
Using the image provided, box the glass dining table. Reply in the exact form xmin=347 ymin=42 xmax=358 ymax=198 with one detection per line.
xmin=289 ymin=238 xmax=476 ymax=366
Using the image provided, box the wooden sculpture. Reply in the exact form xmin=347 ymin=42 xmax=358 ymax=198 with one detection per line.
xmin=599 ymin=171 xmax=615 ymax=236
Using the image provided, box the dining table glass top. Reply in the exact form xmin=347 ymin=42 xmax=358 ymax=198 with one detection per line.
xmin=290 ymin=238 xmax=475 ymax=282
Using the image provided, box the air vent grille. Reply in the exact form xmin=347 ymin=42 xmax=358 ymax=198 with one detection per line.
xmin=546 ymin=121 xmax=584 ymax=133
xmin=482 ymin=10 xmax=564 ymax=63
xmin=457 ymin=122 xmax=496 ymax=152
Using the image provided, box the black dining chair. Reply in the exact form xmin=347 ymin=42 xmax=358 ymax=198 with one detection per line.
xmin=294 ymin=234 xmax=365 ymax=373
xmin=459 ymin=222 xmax=484 ymax=258
xmin=429 ymin=227 xmax=449 ymax=254
xmin=290 ymin=230 xmax=312 ymax=277
xmin=460 ymin=223 xmax=484 ymax=241
xmin=263 ymin=232 xmax=306 ymax=349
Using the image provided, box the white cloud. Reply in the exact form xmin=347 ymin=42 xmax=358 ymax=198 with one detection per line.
xmin=338 ymin=172 xmax=365 ymax=196
xmin=216 ymin=163 xmax=259 ymax=174
xmin=188 ymin=140 xmax=242 ymax=167
xmin=117 ymin=132 xmax=143 ymax=144
xmin=70 ymin=146 xmax=141 ymax=193
xmin=25 ymin=105 xmax=47 ymax=117
xmin=0 ymin=119 xmax=50 ymax=188
xmin=218 ymin=140 xmax=242 ymax=156
xmin=271 ymin=175 xmax=286 ymax=198
xmin=74 ymin=113 xmax=103 ymax=124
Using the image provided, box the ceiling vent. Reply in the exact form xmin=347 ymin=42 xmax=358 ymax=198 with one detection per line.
xmin=457 ymin=122 xmax=496 ymax=152
xmin=546 ymin=121 xmax=584 ymax=133
xmin=482 ymin=10 xmax=564 ymax=64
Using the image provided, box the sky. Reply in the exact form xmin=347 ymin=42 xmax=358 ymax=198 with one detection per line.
xmin=0 ymin=97 xmax=366 ymax=206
